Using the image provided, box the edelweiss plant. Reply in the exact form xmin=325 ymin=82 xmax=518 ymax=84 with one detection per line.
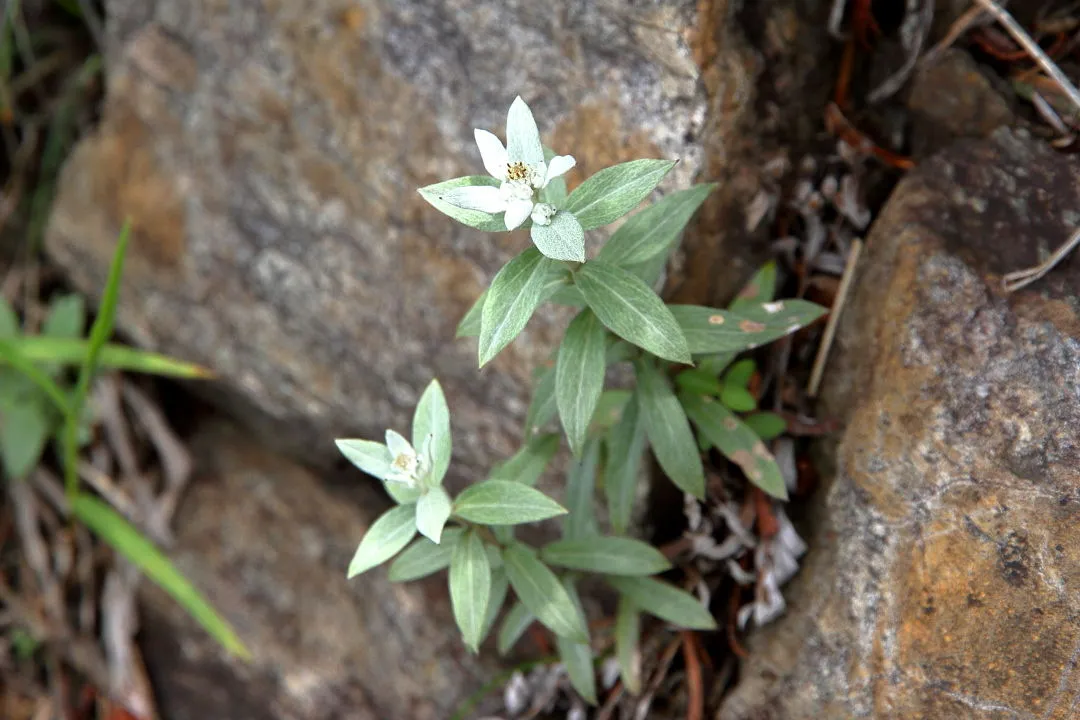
xmin=336 ymin=96 xmax=826 ymax=704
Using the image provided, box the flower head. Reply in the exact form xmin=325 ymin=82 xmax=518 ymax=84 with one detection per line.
xmin=384 ymin=429 xmax=431 ymax=488
xmin=442 ymin=97 xmax=576 ymax=231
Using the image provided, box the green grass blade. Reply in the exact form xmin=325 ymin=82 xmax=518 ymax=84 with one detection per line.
xmin=0 ymin=339 xmax=70 ymax=413
xmin=4 ymin=336 xmax=213 ymax=378
xmin=72 ymin=493 xmax=250 ymax=659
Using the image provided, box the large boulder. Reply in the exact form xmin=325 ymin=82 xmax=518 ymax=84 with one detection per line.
xmin=45 ymin=0 xmax=836 ymax=482
xmin=720 ymin=130 xmax=1080 ymax=718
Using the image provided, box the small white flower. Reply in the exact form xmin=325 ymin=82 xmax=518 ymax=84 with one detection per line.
xmin=530 ymin=202 xmax=557 ymax=226
xmin=384 ymin=429 xmax=430 ymax=488
xmin=441 ymin=96 xmax=575 ymax=231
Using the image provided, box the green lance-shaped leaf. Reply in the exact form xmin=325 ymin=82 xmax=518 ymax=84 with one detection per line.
xmin=615 ymin=595 xmax=642 ymax=694
xmin=489 ymin=432 xmax=560 ymax=487
xmin=565 ymin=159 xmax=676 ymax=231
xmin=72 ymin=493 xmax=250 ymax=658
xmin=575 ymin=261 xmax=690 ymax=364
xmin=415 ymin=486 xmax=453 ymax=543
xmin=480 ymin=568 xmax=510 ymax=646
xmin=531 ymin=210 xmax=585 ymax=263
xmin=605 ymin=576 xmax=717 ymax=631
xmin=2 ymin=337 xmax=213 ymax=378
xmin=589 ymin=389 xmax=632 ymax=434
xmin=0 ymin=396 xmax=49 ymax=480
xmin=347 ymin=503 xmax=417 ymax=578
xmin=720 ymin=384 xmax=757 ymax=413
xmin=562 ymin=437 xmax=600 ymax=541
xmin=418 ymin=175 xmax=507 ymax=232
xmin=681 ymin=393 xmax=788 ymax=500
xmin=743 ymin=412 xmax=787 ymax=441
xmin=335 ymin=439 xmax=392 ymax=481
xmin=524 ymin=361 xmax=557 ymax=436
xmin=635 ymin=359 xmax=705 ymax=499
xmin=598 ymin=183 xmax=715 ymax=267
xmin=604 ymin=393 xmax=647 ymax=534
xmin=413 ymin=378 xmax=452 ymax=486
xmin=497 ymin=600 xmax=536 ymax=655
xmin=453 ymin=480 xmax=567 ymax=525
xmin=556 ymin=310 xmax=607 ymax=455
xmin=388 ymin=527 xmax=464 ymax=582
xmin=449 ymin=530 xmax=492 ymax=653
xmin=456 ymin=289 xmax=486 ymax=338
xmin=729 ymin=260 xmax=778 ymax=311
xmin=556 ymin=577 xmax=597 ymax=705
xmin=503 ymin=543 xmax=589 ymax=643
xmin=669 ymin=300 xmax=826 ymax=355
xmin=479 ymin=248 xmax=557 ymax=367
xmin=541 ymin=536 xmax=672 ymax=576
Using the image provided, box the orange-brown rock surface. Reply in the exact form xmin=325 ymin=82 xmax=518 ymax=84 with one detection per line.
xmin=721 ymin=129 xmax=1080 ymax=719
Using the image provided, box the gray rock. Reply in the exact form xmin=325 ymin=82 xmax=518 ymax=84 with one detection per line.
xmin=720 ymin=129 xmax=1080 ymax=719
xmin=139 ymin=420 xmax=497 ymax=720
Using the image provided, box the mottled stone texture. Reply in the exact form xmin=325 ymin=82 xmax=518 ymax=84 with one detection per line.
xmin=139 ymin=421 xmax=497 ymax=720
xmin=720 ymin=129 xmax=1080 ymax=719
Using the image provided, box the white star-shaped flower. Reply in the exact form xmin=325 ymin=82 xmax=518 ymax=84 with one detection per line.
xmin=384 ymin=429 xmax=431 ymax=488
xmin=442 ymin=96 xmax=576 ymax=232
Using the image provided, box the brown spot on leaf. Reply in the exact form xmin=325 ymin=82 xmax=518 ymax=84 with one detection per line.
xmin=740 ymin=319 xmax=766 ymax=332
xmin=708 ymin=314 xmax=725 ymax=325
xmin=723 ymin=417 xmax=738 ymax=431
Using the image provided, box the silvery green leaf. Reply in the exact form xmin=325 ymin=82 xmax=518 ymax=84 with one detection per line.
xmin=503 ymin=543 xmax=589 ymax=643
xmin=489 ymin=433 xmax=560 ymax=487
xmin=539 ymin=264 xmax=574 ymax=304
xmin=615 ymin=596 xmax=642 ymax=694
xmin=418 ymin=175 xmax=506 ymax=232
xmin=744 ymin=412 xmax=787 ymax=441
xmin=605 ymin=576 xmax=717 ymax=630
xmin=555 ymin=578 xmax=597 ymax=704
xmin=0 ymin=299 xmax=18 ymax=338
xmin=605 ymin=339 xmax=637 ymax=366
xmin=729 ymin=260 xmax=778 ymax=311
xmin=479 ymin=248 xmax=557 ymax=367
xmin=622 ymin=250 xmax=670 ymax=288
xmin=669 ymin=301 xmax=827 ymax=355
xmin=531 ymin=211 xmax=585 ymax=262
xmin=413 ymin=379 xmax=452 ymax=485
xmin=415 ymin=486 xmax=452 ymax=543
xmin=456 ymin=289 xmax=486 ymax=338
xmin=556 ymin=310 xmax=607 ymax=455
xmin=604 ymin=394 xmax=646 ymax=534
xmin=563 ymin=437 xmax=599 ymax=541
xmin=480 ymin=568 xmax=510 ymax=646
xmin=525 ymin=362 xmax=557 ymax=436
xmin=598 ymin=184 xmax=715 ymax=267
xmin=347 ymin=504 xmax=417 ymax=578
xmin=545 ymin=284 xmax=587 ymax=308
xmin=384 ymin=482 xmax=424 ymax=505
xmin=497 ymin=600 xmax=535 ymax=655
xmin=541 ymin=536 xmax=671 ymax=576
xmin=453 ymin=480 xmax=567 ymax=525
xmin=335 ymin=439 xmax=392 ymax=481
xmin=565 ymin=160 xmax=677 ymax=231
xmin=449 ymin=530 xmax=492 ymax=652
xmin=635 ymin=359 xmax=705 ymax=499
xmin=680 ymin=394 xmax=788 ymax=500
xmin=575 ymin=261 xmax=690 ymax=364
xmin=0 ymin=396 xmax=49 ymax=480
xmin=506 ymin=96 xmax=545 ymax=167
xmin=589 ymin=390 xmax=632 ymax=435
xmin=387 ymin=527 xmax=463 ymax=582
xmin=43 ymin=294 xmax=85 ymax=339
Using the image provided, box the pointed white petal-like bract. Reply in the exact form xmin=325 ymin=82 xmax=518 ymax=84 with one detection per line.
xmin=441 ymin=185 xmax=508 ymax=214
xmin=506 ymin=96 xmax=545 ymax=167
xmin=474 ymin=129 xmax=509 ymax=180
xmin=504 ymin=198 xmax=534 ymax=230
xmin=544 ymin=155 xmax=576 ymax=186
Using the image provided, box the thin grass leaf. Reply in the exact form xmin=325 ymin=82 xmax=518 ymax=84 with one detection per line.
xmin=5 ymin=337 xmax=213 ymax=378
xmin=0 ymin=340 xmax=70 ymax=414
xmin=72 ymin=493 xmax=250 ymax=658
